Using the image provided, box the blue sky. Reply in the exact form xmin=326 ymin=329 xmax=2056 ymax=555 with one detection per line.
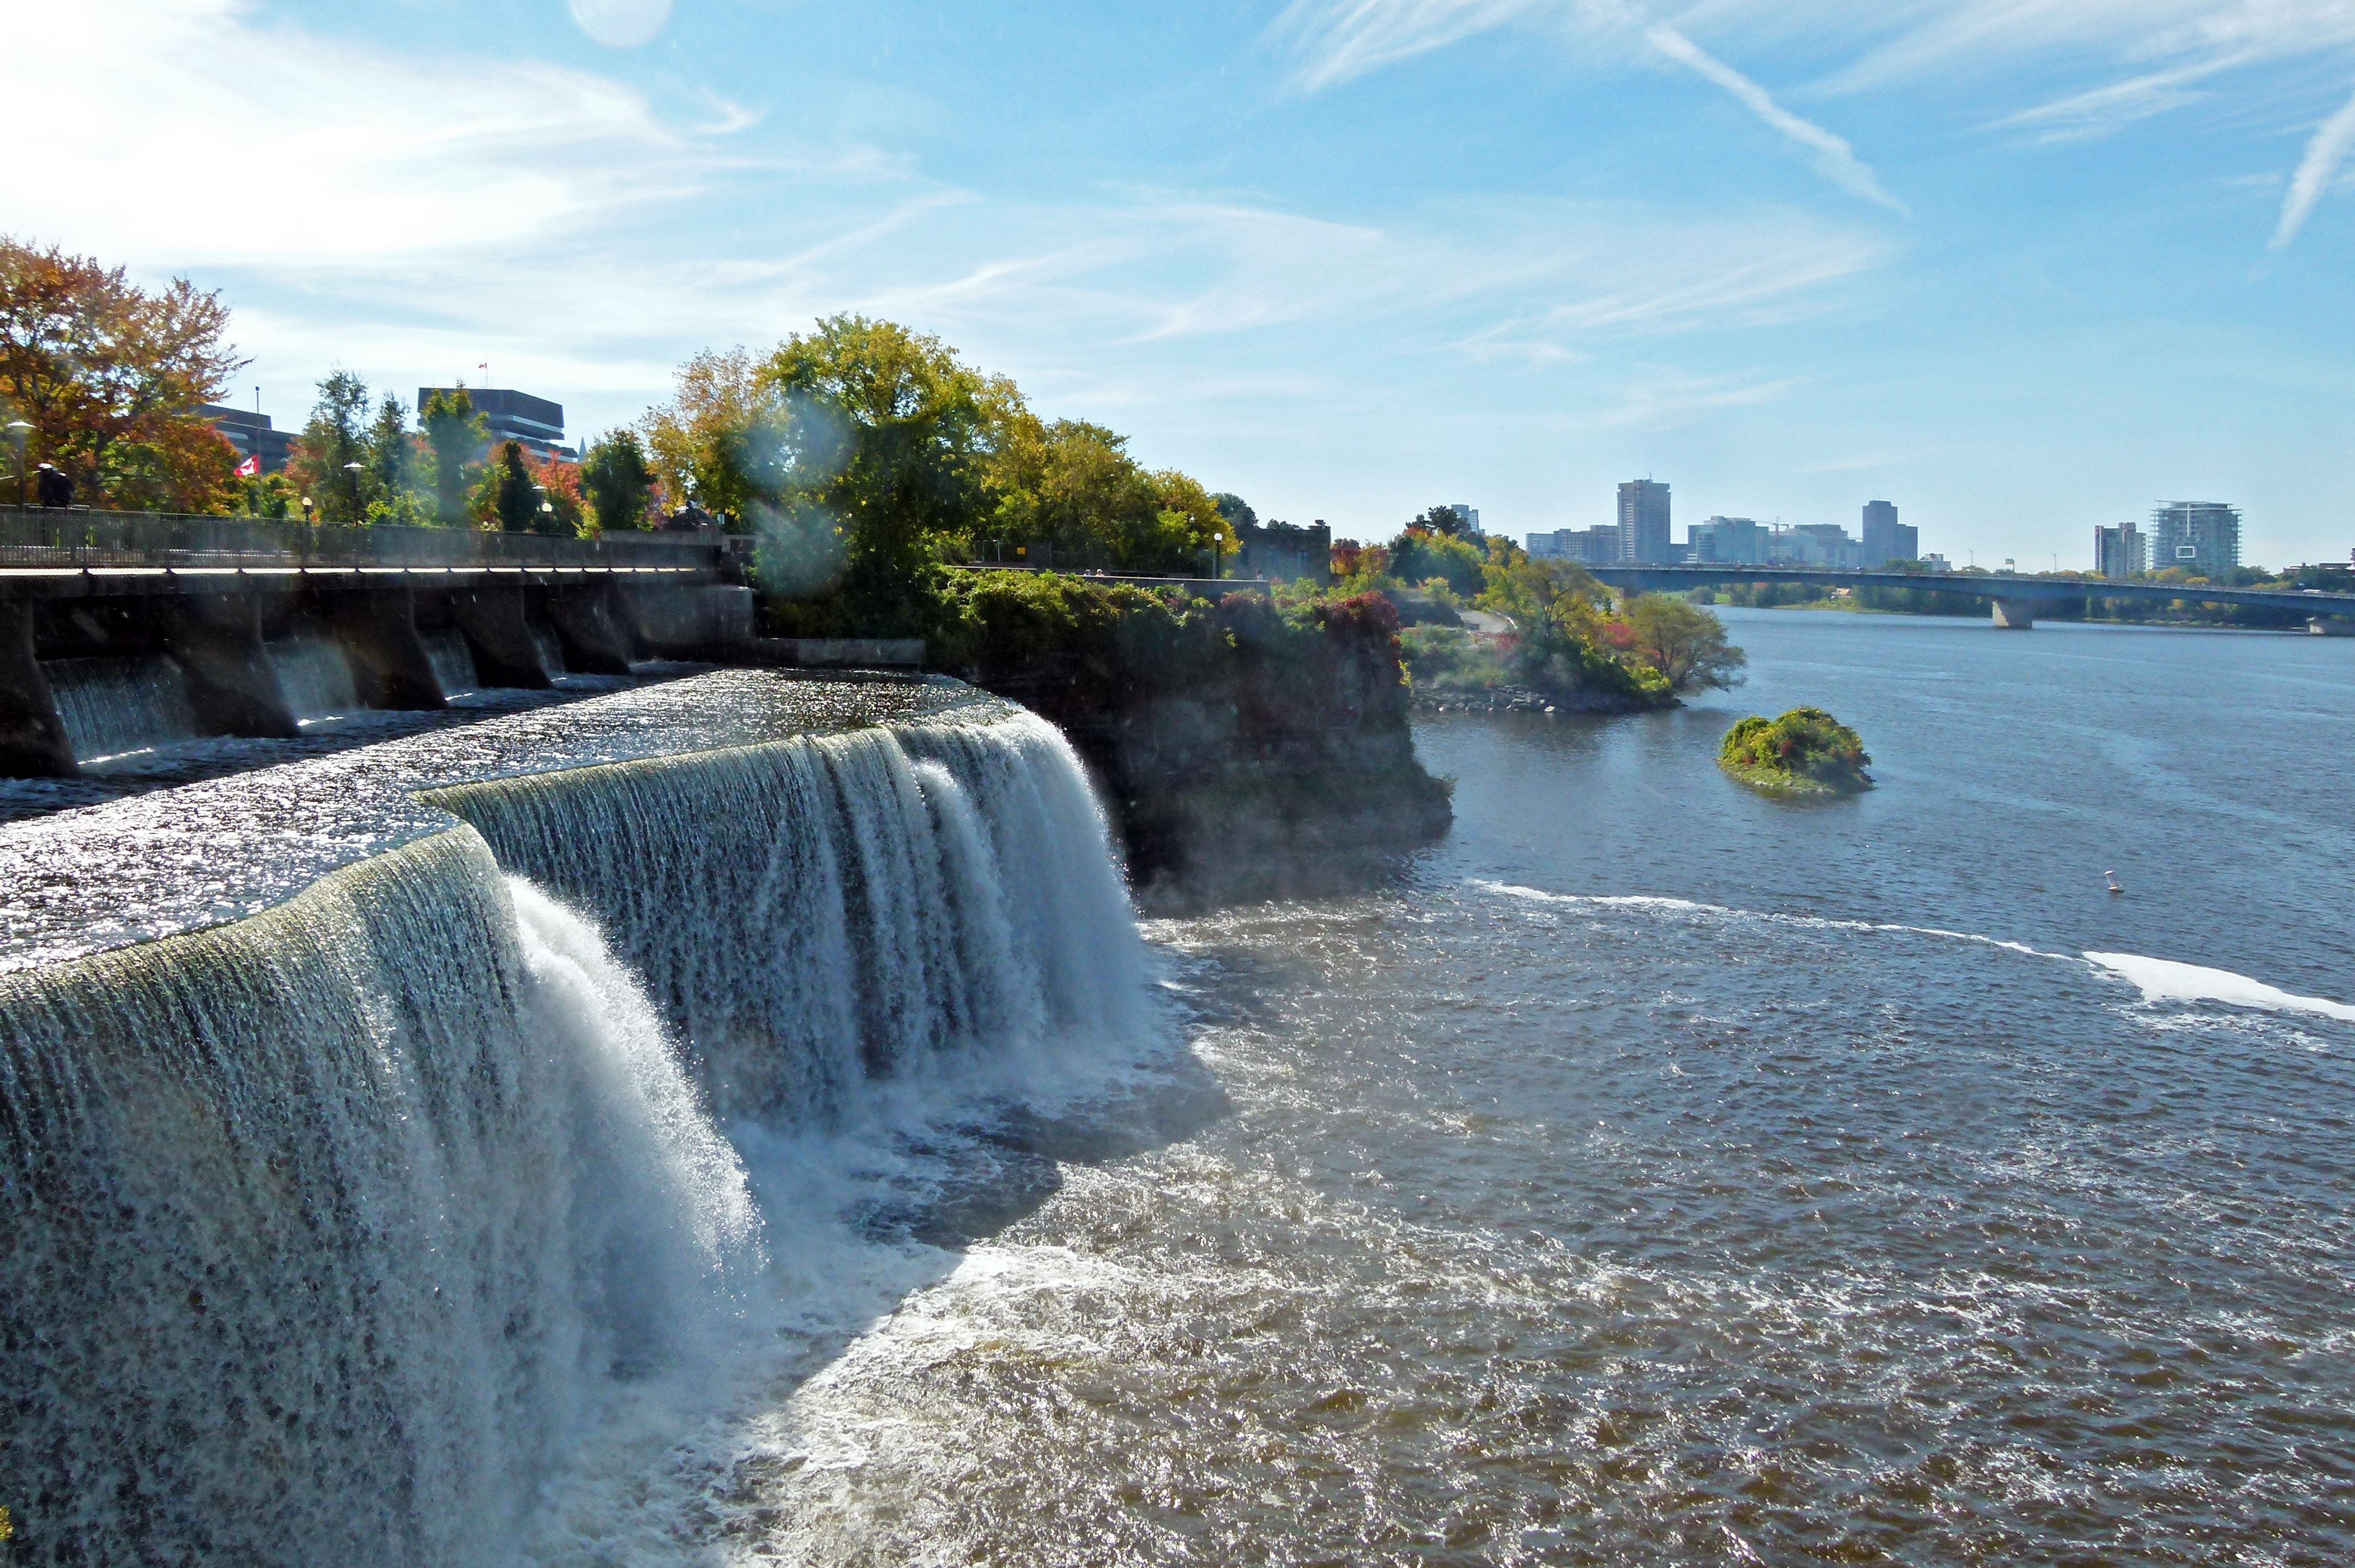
xmin=12 ymin=1 xmax=2355 ymax=565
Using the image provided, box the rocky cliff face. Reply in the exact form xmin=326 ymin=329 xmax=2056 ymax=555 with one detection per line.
xmin=962 ymin=589 xmax=1452 ymax=911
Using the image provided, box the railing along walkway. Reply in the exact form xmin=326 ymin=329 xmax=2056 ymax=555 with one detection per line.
xmin=1 ymin=506 xmax=729 ymax=573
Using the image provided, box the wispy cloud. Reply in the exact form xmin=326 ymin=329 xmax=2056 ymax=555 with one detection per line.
xmin=1989 ymin=56 xmax=2244 ymax=143
xmin=1641 ymin=24 xmax=1904 ymax=211
xmin=1598 ymin=369 xmax=1801 ymax=431
xmin=2272 ymin=83 xmax=2355 ymax=246
xmin=1273 ymin=1 xmax=1902 ymax=210
xmin=1266 ymin=0 xmax=1558 ymax=90
xmin=0 ymin=0 xmax=804 ymax=270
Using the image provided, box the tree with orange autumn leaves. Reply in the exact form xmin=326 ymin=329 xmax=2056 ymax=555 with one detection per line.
xmin=0 ymin=237 xmax=245 ymax=512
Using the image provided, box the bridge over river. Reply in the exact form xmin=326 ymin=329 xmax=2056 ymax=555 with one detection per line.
xmin=1582 ymin=564 xmax=2355 ymax=632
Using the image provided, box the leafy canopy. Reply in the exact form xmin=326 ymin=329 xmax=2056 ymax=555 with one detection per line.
xmin=0 ymin=235 xmax=244 ymax=512
xmin=1720 ymin=707 xmax=1873 ymax=793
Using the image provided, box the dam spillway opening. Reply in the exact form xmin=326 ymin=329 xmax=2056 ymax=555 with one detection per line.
xmin=0 ymin=671 xmax=1158 ymax=1564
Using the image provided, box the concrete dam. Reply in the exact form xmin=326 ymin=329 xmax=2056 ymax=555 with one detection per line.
xmin=0 ymin=669 xmax=1151 ymax=1563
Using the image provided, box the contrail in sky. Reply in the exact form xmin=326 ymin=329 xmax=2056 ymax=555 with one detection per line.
xmin=2272 ymin=82 xmax=2355 ymax=248
xmin=1642 ymin=23 xmax=1905 ymax=214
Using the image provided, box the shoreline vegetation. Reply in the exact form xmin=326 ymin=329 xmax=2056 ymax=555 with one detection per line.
xmin=1719 ymin=707 xmax=1874 ymax=797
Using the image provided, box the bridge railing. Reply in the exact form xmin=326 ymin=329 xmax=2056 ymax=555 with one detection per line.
xmin=0 ymin=506 xmax=729 ymax=572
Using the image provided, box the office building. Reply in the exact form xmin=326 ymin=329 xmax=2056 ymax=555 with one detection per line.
xmin=201 ymin=405 xmax=295 ymax=473
xmin=1526 ymin=526 xmax=1620 ymax=565
xmin=1617 ymin=480 xmax=1671 ymax=564
xmin=2147 ymin=502 xmax=2239 ymax=577
xmin=1690 ymin=516 xmax=1768 ymax=564
xmin=2093 ymin=521 xmax=2147 ymax=581
xmin=1790 ymin=524 xmax=1863 ymax=570
xmin=1860 ymin=500 xmax=1917 ymax=566
xmin=1445 ymin=504 xmax=1482 ymax=536
xmin=418 ymin=387 xmax=575 ymax=461
xmin=1236 ymin=519 xmax=1331 ymax=584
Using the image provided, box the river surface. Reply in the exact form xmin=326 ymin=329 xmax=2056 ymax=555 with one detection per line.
xmin=685 ymin=609 xmax=2355 ymax=1566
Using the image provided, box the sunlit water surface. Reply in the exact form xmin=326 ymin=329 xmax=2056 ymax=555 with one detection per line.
xmin=684 ymin=611 xmax=2355 ymax=1567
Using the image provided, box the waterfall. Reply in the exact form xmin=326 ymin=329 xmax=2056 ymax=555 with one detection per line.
xmin=0 ymin=698 xmax=1144 ymax=1561
xmin=0 ymin=830 xmax=760 ymax=1566
xmin=420 ymin=710 xmax=1146 ymax=1121
xmin=424 ymin=628 xmax=479 ymax=697
xmin=530 ymin=623 xmax=567 ymax=679
xmin=269 ymin=635 xmax=365 ymax=723
xmin=41 ymin=653 xmax=202 ymax=762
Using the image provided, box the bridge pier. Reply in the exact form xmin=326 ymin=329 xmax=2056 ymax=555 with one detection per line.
xmin=335 ymin=588 xmax=448 ymax=710
xmin=1991 ymin=597 xmax=2037 ymax=630
xmin=2310 ymin=616 xmax=2355 ymax=637
xmin=0 ymin=603 xmax=77 ymax=777
xmin=547 ymin=583 xmax=636 ymax=674
xmin=161 ymin=596 xmax=301 ymax=738
xmin=450 ymin=585 xmax=554 ymax=689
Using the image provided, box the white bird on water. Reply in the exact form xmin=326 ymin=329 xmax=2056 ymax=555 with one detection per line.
xmin=2105 ymin=870 xmax=2125 ymax=896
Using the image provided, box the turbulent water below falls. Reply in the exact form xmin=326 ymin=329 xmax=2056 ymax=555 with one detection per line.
xmin=711 ymin=614 xmax=2355 ymax=1567
xmin=6 ymin=619 xmax=2354 ymax=1565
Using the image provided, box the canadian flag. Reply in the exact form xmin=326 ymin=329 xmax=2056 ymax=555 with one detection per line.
xmin=235 ymin=455 xmax=260 ymax=478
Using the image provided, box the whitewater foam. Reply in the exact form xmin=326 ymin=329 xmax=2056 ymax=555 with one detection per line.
xmin=2084 ymin=951 xmax=2355 ymax=1023
xmin=1471 ymin=879 xmax=2058 ymax=958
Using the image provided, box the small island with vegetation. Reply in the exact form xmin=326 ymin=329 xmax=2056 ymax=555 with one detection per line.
xmin=1719 ymin=707 xmax=1874 ymax=796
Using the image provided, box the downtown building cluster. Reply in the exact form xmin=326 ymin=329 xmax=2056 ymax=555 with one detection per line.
xmin=1525 ymin=482 xmax=1928 ymax=570
xmin=2094 ymin=504 xmax=2241 ymax=581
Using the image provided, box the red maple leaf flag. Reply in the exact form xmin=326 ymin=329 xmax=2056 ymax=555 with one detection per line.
xmin=235 ymin=455 xmax=260 ymax=478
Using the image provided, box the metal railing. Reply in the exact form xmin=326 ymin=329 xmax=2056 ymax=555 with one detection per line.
xmin=0 ymin=506 xmax=730 ymax=572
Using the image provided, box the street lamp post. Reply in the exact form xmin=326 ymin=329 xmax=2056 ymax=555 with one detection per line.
xmin=342 ymin=461 xmax=365 ymax=524
xmin=4 ymin=420 xmax=29 ymax=512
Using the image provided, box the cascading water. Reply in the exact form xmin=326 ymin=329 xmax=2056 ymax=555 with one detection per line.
xmin=0 ymin=831 xmax=760 ymax=1565
xmin=268 ymin=634 xmax=365 ymax=723
xmin=0 ymin=693 xmax=1147 ymax=1563
xmin=530 ymin=624 xmax=567 ymax=679
xmin=40 ymin=654 xmax=202 ymax=762
xmin=419 ymin=709 xmax=1146 ymax=1122
xmin=423 ymin=628 xmax=479 ymax=697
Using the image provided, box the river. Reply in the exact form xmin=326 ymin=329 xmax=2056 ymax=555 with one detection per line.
xmin=711 ymin=609 xmax=2355 ymax=1565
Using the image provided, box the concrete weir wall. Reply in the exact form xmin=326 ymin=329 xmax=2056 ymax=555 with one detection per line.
xmin=0 ymin=575 xmax=759 ymax=778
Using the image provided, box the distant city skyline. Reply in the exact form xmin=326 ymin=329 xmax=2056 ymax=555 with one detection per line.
xmin=17 ymin=2 xmax=2355 ymax=567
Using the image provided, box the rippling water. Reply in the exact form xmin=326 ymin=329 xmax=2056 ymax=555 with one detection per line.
xmin=698 ymin=612 xmax=2355 ymax=1566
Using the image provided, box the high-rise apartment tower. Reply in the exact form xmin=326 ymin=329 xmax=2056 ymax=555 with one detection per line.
xmin=1617 ymin=480 xmax=1671 ymax=565
xmin=2094 ymin=522 xmax=2147 ymax=581
xmin=2148 ymin=502 xmax=2240 ymax=577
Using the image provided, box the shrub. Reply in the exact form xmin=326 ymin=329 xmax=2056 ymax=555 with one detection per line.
xmin=1719 ymin=707 xmax=1872 ymax=794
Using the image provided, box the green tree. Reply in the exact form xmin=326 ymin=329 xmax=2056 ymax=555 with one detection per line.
xmin=420 ymin=386 xmax=488 ymax=525
xmin=1212 ymin=492 xmax=1257 ymax=530
xmin=1389 ymin=527 xmax=1486 ymax=597
xmin=579 ymin=428 xmax=656 ymax=532
xmin=1625 ymin=593 xmax=1746 ymax=692
xmin=1413 ymin=503 xmax=1470 ymax=537
xmin=1480 ymin=555 xmax=1671 ymax=704
xmin=290 ymin=371 xmax=371 ymax=523
xmin=490 ymin=440 xmax=536 ymax=532
xmin=981 ymin=416 xmax=1233 ymax=574
xmin=640 ymin=347 xmax=783 ymax=524
xmin=365 ymin=393 xmax=413 ymax=511
xmin=754 ymin=314 xmax=1009 ymax=622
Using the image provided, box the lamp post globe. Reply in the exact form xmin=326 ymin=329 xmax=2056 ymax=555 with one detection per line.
xmin=5 ymin=420 xmax=30 ymax=512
